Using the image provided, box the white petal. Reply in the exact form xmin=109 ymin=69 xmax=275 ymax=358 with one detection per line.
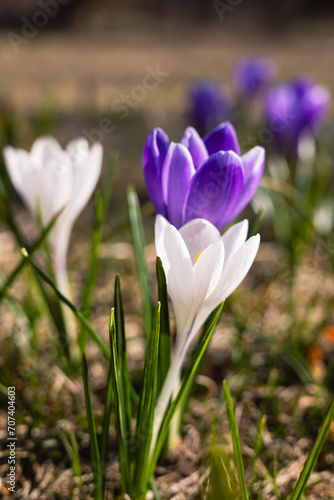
xmin=193 ymin=233 xmax=260 ymax=333
xmin=220 ymin=219 xmax=249 ymax=264
xmin=188 ymin=240 xmax=225 ymax=341
xmin=193 ymin=240 xmax=225 ymax=306
xmin=30 ymin=136 xmax=63 ymax=168
xmin=213 ymin=234 xmax=260 ymax=303
xmin=156 ymin=222 xmax=194 ymax=338
xmin=66 ymin=137 xmax=90 ymax=164
xmin=62 ymin=142 xmax=103 ymax=230
xmin=155 ymin=214 xmax=169 ymax=244
xmin=179 ymin=218 xmax=220 ymax=265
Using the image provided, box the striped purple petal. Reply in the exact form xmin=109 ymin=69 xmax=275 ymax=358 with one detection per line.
xmin=184 ymin=151 xmax=244 ymax=231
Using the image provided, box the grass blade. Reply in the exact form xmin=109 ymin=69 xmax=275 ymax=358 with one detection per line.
xmin=284 ymin=349 xmax=314 ymax=386
xmin=149 ymin=301 xmax=224 ymax=477
xmin=114 ymin=275 xmax=132 ymax=462
xmin=109 ymin=309 xmax=131 ymax=493
xmin=0 ymin=209 xmax=61 ymax=299
xmin=289 ymin=398 xmax=334 ymax=500
xmin=58 ymin=430 xmax=83 ymax=488
xmin=223 ymin=379 xmax=249 ymax=500
xmin=251 ymin=416 xmax=267 ymax=479
xmin=134 ymin=302 xmax=161 ymax=496
xmin=82 ymin=354 xmax=103 ymax=500
xmin=127 ymin=185 xmax=153 ymax=338
xmin=100 ymin=360 xmax=113 ymax=489
xmin=80 ymin=191 xmax=104 ymax=318
xmin=22 ymin=249 xmax=110 ymax=359
xmin=156 ymin=257 xmax=170 ymax=395
xmin=79 ymin=192 xmax=104 ymax=352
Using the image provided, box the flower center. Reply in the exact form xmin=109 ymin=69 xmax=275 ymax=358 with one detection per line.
xmin=195 ymin=252 xmax=202 ymax=262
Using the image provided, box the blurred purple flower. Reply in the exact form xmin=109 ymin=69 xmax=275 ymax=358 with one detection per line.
xmin=264 ymin=77 xmax=330 ymax=160
xmin=233 ymin=57 xmax=277 ymax=99
xmin=143 ymin=123 xmax=265 ymax=232
xmin=187 ymin=80 xmax=231 ymax=133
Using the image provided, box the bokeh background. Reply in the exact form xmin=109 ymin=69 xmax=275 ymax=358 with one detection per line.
xmin=1 ymin=0 xmax=334 ymax=207
xmin=1 ymin=3 xmax=334 ymax=498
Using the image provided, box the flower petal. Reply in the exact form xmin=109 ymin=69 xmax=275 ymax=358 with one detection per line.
xmin=161 ymin=143 xmax=195 ymax=228
xmin=143 ymin=128 xmax=169 ymax=217
xmin=155 ymin=221 xmax=194 ymax=338
xmin=193 ymin=240 xmax=225 ymax=310
xmin=30 ymin=135 xmax=64 ymax=168
xmin=192 ymin=233 xmax=260 ymax=332
xmin=184 ymin=151 xmax=244 ymax=231
xmin=180 ymin=127 xmax=209 ymax=169
xmin=227 ymin=146 xmax=265 ymax=221
xmin=212 ymin=233 xmax=260 ymax=303
xmin=220 ymin=219 xmax=249 ymax=263
xmin=203 ymin=122 xmax=240 ymax=155
xmin=155 ymin=214 xmax=169 ymax=245
xmin=54 ymin=142 xmax=102 ymax=255
xmin=179 ymin=218 xmax=221 ymax=265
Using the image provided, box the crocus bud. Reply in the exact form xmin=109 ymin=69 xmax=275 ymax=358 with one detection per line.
xmin=143 ymin=123 xmax=265 ymax=232
xmin=264 ymin=77 xmax=330 ymax=163
xmin=3 ymin=136 xmax=103 ymax=299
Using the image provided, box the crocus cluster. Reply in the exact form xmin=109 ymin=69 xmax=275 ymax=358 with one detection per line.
xmin=187 ymin=80 xmax=231 ymax=133
xmin=4 ymin=136 xmax=103 ymax=299
xmin=152 ymin=215 xmax=260 ymax=444
xmin=264 ymin=77 xmax=330 ymax=162
xmin=233 ymin=56 xmax=277 ymax=99
xmin=143 ymin=123 xmax=265 ymax=232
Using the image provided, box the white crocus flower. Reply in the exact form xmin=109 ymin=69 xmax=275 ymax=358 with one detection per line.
xmin=152 ymin=215 xmax=260 ymax=449
xmin=3 ymin=136 xmax=103 ymax=299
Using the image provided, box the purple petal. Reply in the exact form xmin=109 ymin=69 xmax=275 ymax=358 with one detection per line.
xmin=161 ymin=143 xmax=195 ymax=228
xmin=229 ymin=146 xmax=265 ymax=220
xmin=233 ymin=57 xmax=276 ymax=98
xmin=143 ymin=128 xmax=169 ymax=216
xmin=203 ymin=122 xmax=240 ymax=156
xmin=302 ymin=84 xmax=330 ymax=131
xmin=180 ymin=127 xmax=209 ymax=169
xmin=184 ymin=151 xmax=244 ymax=231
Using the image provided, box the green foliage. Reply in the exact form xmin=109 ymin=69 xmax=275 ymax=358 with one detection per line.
xmin=127 ymin=185 xmax=153 ymax=337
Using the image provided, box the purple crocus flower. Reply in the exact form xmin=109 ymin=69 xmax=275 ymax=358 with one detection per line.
xmin=187 ymin=80 xmax=231 ymax=134
xmin=143 ymin=123 xmax=265 ymax=231
xmin=264 ymin=77 xmax=330 ymax=160
xmin=233 ymin=57 xmax=277 ymax=99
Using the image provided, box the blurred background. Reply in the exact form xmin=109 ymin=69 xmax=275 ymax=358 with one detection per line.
xmin=1 ymin=0 xmax=334 ymax=205
xmin=1 ymin=4 xmax=334 ymax=498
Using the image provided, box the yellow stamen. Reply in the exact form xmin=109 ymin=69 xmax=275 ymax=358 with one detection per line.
xmin=195 ymin=252 xmax=202 ymax=262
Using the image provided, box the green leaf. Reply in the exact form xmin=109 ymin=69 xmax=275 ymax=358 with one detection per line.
xmin=109 ymin=309 xmax=131 ymax=493
xmin=58 ymin=430 xmax=83 ymax=488
xmin=80 ymin=191 xmax=103 ymax=318
xmin=82 ymin=354 xmax=103 ymax=500
xmin=289 ymin=398 xmax=334 ymax=500
xmin=223 ymin=379 xmax=249 ymax=500
xmin=79 ymin=192 xmax=104 ymax=352
xmin=156 ymin=257 xmax=170 ymax=395
xmin=22 ymin=250 xmax=110 ymax=360
xmin=251 ymin=416 xmax=267 ymax=479
xmin=0 ymin=209 xmax=61 ymax=300
xmin=114 ymin=275 xmax=132 ymax=460
xmin=207 ymin=443 xmax=240 ymax=500
xmin=284 ymin=349 xmax=314 ymax=386
xmin=69 ymin=431 xmax=83 ymax=486
xmin=0 ymin=212 xmax=60 ymax=300
xmin=127 ymin=185 xmax=153 ymax=338
xmin=133 ymin=302 xmax=161 ymax=496
xmin=100 ymin=359 xmax=113 ymax=489
xmin=149 ymin=301 xmax=224 ymax=477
